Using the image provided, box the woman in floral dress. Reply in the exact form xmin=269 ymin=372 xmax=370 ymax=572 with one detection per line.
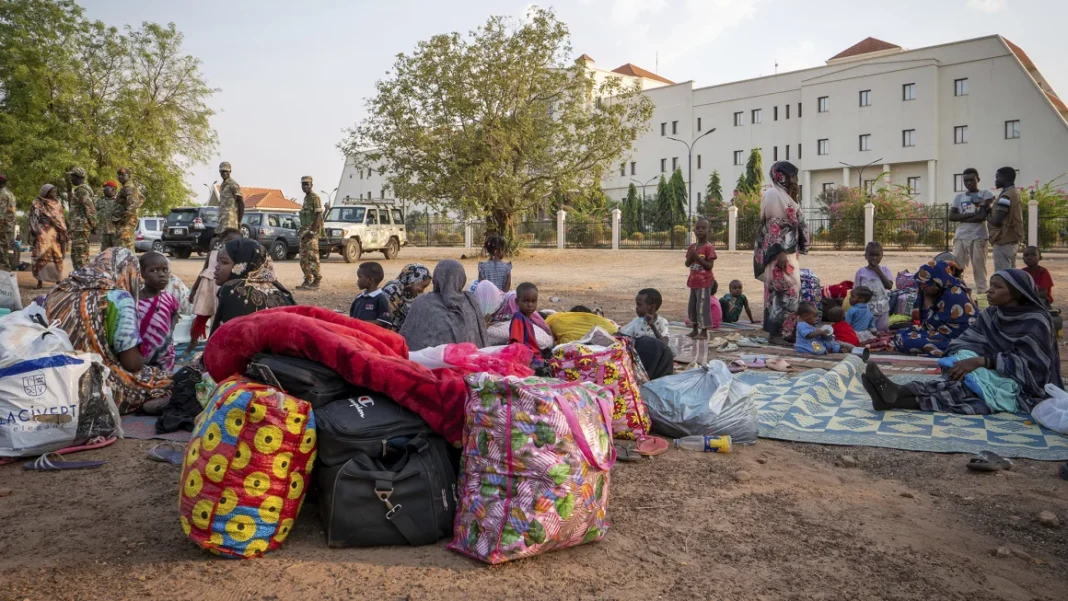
xmin=753 ymin=161 xmax=809 ymax=345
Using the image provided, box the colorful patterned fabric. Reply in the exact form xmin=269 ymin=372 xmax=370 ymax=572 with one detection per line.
xmin=380 ymin=263 xmax=432 ymax=331
xmin=753 ymin=176 xmax=808 ymax=341
xmin=449 ymin=374 xmax=615 ymax=564
xmin=138 ymin=292 xmax=179 ymax=371
xmin=548 ymin=341 xmax=650 ymax=440
xmin=179 ymin=376 xmax=316 ymax=559
xmin=894 ymin=260 xmax=978 ymax=357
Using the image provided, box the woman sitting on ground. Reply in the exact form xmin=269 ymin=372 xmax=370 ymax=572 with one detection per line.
xmin=400 ymin=259 xmax=487 ymax=351
xmin=893 ymin=259 xmax=978 ymax=357
xmin=380 ymin=263 xmax=433 ymax=332
xmin=865 ymin=270 xmax=1061 ymax=415
xmin=210 ymin=238 xmax=295 ymax=336
xmin=43 ymin=248 xmax=171 ymax=413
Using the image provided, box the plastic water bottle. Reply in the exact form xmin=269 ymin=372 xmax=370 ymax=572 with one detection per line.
xmin=673 ymin=435 xmax=732 ymax=453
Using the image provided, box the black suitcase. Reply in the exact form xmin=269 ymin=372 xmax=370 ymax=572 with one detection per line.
xmin=313 ymin=391 xmax=433 ymax=466
xmin=246 ymin=353 xmax=356 ymax=408
xmin=317 ymin=434 xmax=457 ymax=547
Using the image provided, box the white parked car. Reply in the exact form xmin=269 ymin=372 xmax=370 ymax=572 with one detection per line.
xmin=135 ymin=217 xmax=166 ymax=253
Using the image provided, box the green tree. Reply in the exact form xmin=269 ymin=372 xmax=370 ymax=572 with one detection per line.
xmin=622 ymin=183 xmax=640 ymax=233
xmin=744 ymin=148 xmax=763 ymax=195
xmin=668 ymin=169 xmax=687 ymax=222
xmin=654 ymin=174 xmax=671 ymax=230
xmin=735 ymin=172 xmax=749 ymax=195
xmin=705 ymin=169 xmax=723 ymax=204
xmin=339 ymin=7 xmax=654 ymax=245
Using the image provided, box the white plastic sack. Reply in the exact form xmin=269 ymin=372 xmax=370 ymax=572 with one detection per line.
xmin=1031 ymin=384 xmax=1068 ymax=435
xmin=0 ymin=270 xmax=21 ymax=311
xmin=173 ymin=314 xmax=194 ymax=345
xmin=0 ymin=353 xmax=93 ymax=457
xmin=639 ymin=360 xmax=759 ymax=444
xmin=0 ymin=304 xmax=74 ymax=367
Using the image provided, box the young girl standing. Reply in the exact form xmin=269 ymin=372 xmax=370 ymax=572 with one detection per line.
xmin=138 ymin=252 xmax=180 ymax=371
xmin=685 ymin=218 xmax=717 ymax=339
xmin=478 ymin=234 xmax=512 ymax=292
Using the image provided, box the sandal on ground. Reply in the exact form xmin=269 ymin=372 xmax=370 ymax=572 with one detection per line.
xmin=613 ymin=443 xmax=642 ymax=463
xmin=714 ymin=342 xmax=739 ymax=353
xmin=966 ymin=450 xmax=1013 ymax=473
xmin=633 ymin=436 xmax=670 ymax=457
xmin=24 ymin=453 xmax=106 ymax=472
xmin=147 ymin=442 xmax=184 ymax=466
xmin=766 ymin=358 xmax=791 ymax=372
xmin=737 ymin=337 xmax=764 ymax=348
xmin=728 ymin=359 xmax=748 ymax=373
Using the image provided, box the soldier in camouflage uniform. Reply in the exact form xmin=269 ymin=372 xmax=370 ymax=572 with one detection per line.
xmin=113 ymin=167 xmax=144 ymax=250
xmin=296 ymin=175 xmax=324 ymax=290
xmin=66 ymin=167 xmax=97 ymax=270
xmin=0 ymin=172 xmax=16 ymax=271
xmin=96 ymin=180 xmax=118 ymax=250
xmin=215 ymin=161 xmax=243 ymax=242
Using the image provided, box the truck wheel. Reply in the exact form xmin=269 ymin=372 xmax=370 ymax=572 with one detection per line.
xmin=270 ymin=240 xmax=288 ymax=261
xmin=382 ymin=237 xmax=400 ymax=259
xmin=343 ymin=239 xmax=362 ymax=263
xmin=174 ymin=248 xmax=192 ymax=259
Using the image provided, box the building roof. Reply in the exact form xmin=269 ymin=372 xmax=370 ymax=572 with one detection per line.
xmin=611 ymin=63 xmax=674 ymax=85
xmin=242 ymin=187 xmax=301 ymax=211
xmin=1046 ymin=90 xmax=1068 ymax=114
xmin=828 ymin=37 xmax=902 ymax=62
xmin=1003 ymin=38 xmax=1035 ymax=71
xmin=577 ymin=53 xmax=595 ymax=63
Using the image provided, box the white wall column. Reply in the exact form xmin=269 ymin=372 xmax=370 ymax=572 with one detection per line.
xmin=611 ymin=209 xmax=621 ymax=250
xmin=556 ymin=210 xmax=566 ymax=250
xmin=882 ymin=164 xmax=891 ymax=188
xmin=842 ymin=167 xmax=851 ymax=189
xmin=802 ymin=170 xmax=812 ymax=210
xmin=728 ymin=205 xmax=738 ymax=251
xmin=864 ymin=202 xmax=875 ymax=245
xmin=1028 ymin=197 xmax=1039 ymax=247
xmin=927 ymin=160 xmax=937 ymax=204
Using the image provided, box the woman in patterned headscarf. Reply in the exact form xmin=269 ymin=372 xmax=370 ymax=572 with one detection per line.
xmin=754 ymin=161 xmax=809 ymax=344
xmin=894 ymin=259 xmax=979 ymax=357
xmin=43 ymin=248 xmax=171 ymax=413
xmin=29 ymin=184 xmax=68 ymax=288
xmin=379 ymin=263 xmax=432 ymax=331
xmin=210 ymin=238 xmax=295 ymax=336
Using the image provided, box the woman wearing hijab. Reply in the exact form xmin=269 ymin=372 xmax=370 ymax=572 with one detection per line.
xmin=754 ymin=161 xmax=809 ymax=344
xmin=210 ymin=238 xmax=295 ymax=336
xmin=894 ymin=259 xmax=978 ymax=357
xmin=400 ymin=259 xmax=487 ymax=351
xmin=379 ymin=263 xmax=433 ymax=331
xmin=866 ymin=270 xmax=1061 ymax=415
xmin=43 ymin=248 xmax=171 ymax=413
xmin=29 ymin=184 xmax=68 ymax=288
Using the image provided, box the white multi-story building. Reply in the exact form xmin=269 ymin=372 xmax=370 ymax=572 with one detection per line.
xmin=340 ymin=35 xmax=1068 ymax=215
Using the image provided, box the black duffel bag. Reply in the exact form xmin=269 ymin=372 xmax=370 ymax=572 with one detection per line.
xmin=314 ymin=390 xmax=433 ymax=466
xmin=317 ymin=434 xmax=457 ymax=547
xmin=246 ymin=353 xmax=356 ymax=408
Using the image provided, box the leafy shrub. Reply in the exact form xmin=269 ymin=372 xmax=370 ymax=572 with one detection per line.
xmin=896 ymin=229 xmax=918 ymax=250
xmin=672 ymin=224 xmax=689 ymax=247
xmin=629 ymin=231 xmax=645 ymax=242
xmin=409 ymin=232 xmax=427 ymax=246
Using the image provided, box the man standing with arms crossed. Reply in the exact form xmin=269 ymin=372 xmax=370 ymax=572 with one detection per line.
xmin=988 ymin=166 xmax=1024 ymax=271
xmin=67 ymin=167 xmax=97 ymax=271
xmin=948 ymin=167 xmax=993 ymax=293
xmin=0 ymin=172 xmax=16 ymax=270
xmin=113 ymin=167 xmax=144 ymax=250
xmin=296 ymin=175 xmax=324 ymax=291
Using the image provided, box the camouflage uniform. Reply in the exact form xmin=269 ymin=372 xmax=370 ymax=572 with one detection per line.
xmin=0 ymin=185 xmax=16 ymax=271
xmin=217 ymin=176 xmax=243 ymax=233
xmin=96 ymin=192 xmax=116 ymax=250
xmin=67 ymin=169 xmax=97 ymax=270
xmin=298 ymin=178 xmax=324 ymax=287
xmin=113 ymin=172 xmax=144 ymax=250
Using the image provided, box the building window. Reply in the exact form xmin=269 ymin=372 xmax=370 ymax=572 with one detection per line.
xmin=672 ymin=120 xmax=678 ymax=135
xmin=785 ymin=145 xmax=790 ymax=160
xmin=381 ymin=189 xmax=386 ymax=199
xmin=798 ymin=102 xmax=803 ymax=118
xmin=953 ymin=173 xmax=964 ymax=192
xmin=697 ymin=155 xmax=702 ymax=169
xmin=817 ymin=139 xmax=829 ymax=155
xmin=358 ymin=169 xmax=363 ymax=180
xmin=902 ymin=129 xmax=915 ymax=147
xmin=734 ymin=112 xmax=743 ymax=126
xmin=752 ymin=108 xmax=762 ymax=124
xmin=660 ymin=158 xmax=666 ymax=173
xmin=672 ymin=157 xmax=678 ymax=171
xmin=660 ymin=122 xmax=666 ymax=136
xmin=903 ymin=83 xmax=916 ymax=101
xmin=822 ymin=183 xmax=835 ymax=193
xmin=630 ymin=161 xmax=636 ymax=175
xmin=773 ymin=146 xmax=778 ymax=161
xmin=1005 ymin=119 xmax=1020 ymax=139
xmin=620 ymin=164 xmax=625 ymax=177
xmin=907 ymin=177 xmax=921 ymax=195
xmin=954 ymin=78 xmax=969 ymax=96
xmin=818 ymin=96 xmax=829 ymax=113
xmin=774 ymin=106 xmax=779 ymax=121
xmin=798 ymin=143 xmax=802 ymax=159
xmin=954 ymin=125 xmax=968 ymax=144
xmin=859 ymin=90 xmax=871 ymax=107
xmin=733 ymin=150 xmax=743 ymax=165
xmin=786 ymin=104 xmax=791 ymax=119
xmin=697 ymin=117 xmax=702 ymax=131
xmin=859 ymin=134 xmax=871 ymax=151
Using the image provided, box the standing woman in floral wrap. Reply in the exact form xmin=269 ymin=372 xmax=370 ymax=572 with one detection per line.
xmin=754 ymin=161 xmax=809 ymax=345
xmin=29 ymin=184 xmax=68 ymax=288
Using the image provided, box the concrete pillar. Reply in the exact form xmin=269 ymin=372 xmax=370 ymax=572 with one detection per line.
xmin=611 ymin=208 xmax=621 ymax=250
xmin=926 ymin=160 xmax=937 ymax=203
xmin=842 ymin=167 xmax=851 ymax=189
xmin=882 ymin=164 xmax=891 ymax=188
xmin=464 ymin=223 xmax=473 ymax=249
xmin=728 ymin=205 xmax=738 ymax=251
xmin=864 ymin=202 xmax=875 ymax=245
xmin=557 ymin=210 xmax=566 ymax=250
xmin=1028 ymin=197 xmax=1039 ymax=247
xmin=802 ymin=170 xmax=812 ymax=210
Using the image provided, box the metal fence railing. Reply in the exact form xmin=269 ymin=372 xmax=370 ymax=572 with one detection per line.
xmin=807 ymin=216 xmax=866 ymax=250
xmin=1033 ymin=211 xmax=1068 ymax=250
xmin=407 ymin=221 xmax=465 ymax=247
xmin=516 ymin=220 xmax=557 ymax=248
xmin=565 ymin=220 xmax=612 ymax=249
xmin=874 ymin=205 xmax=951 ymax=252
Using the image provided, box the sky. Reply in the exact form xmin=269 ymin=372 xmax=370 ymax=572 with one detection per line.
xmin=80 ymin=0 xmax=1067 ymax=206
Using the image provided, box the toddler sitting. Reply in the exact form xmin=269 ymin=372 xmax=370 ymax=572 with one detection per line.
xmin=795 ymin=302 xmax=855 ymax=356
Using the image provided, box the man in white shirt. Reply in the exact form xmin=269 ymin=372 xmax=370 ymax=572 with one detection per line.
xmin=948 ymin=168 xmax=994 ymax=293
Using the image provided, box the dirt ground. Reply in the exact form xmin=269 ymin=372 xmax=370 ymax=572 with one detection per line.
xmin=3 ymin=248 xmax=1068 ymax=601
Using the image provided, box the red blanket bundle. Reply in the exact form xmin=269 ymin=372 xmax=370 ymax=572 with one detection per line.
xmin=204 ymin=305 xmax=479 ymax=443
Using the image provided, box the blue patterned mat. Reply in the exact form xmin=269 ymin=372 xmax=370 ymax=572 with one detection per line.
xmin=749 ymin=356 xmax=1068 ymax=460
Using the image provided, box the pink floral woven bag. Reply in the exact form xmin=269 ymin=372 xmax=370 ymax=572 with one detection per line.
xmin=548 ymin=340 xmax=652 ymax=440
xmin=449 ymin=375 xmax=616 ymax=564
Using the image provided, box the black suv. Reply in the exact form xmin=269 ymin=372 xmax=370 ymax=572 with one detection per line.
xmin=241 ymin=211 xmax=300 ymax=261
xmin=162 ymin=207 xmax=219 ymax=259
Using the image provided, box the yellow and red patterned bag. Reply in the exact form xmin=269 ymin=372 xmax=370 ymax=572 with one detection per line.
xmin=548 ymin=339 xmax=651 ymax=440
xmin=178 ymin=376 xmax=316 ymax=558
